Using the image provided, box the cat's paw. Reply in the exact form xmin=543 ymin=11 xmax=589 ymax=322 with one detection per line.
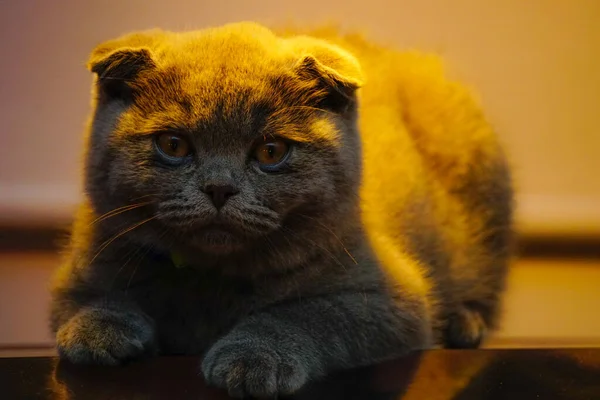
xmin=56 ymin=307 xmax=156 ymax=366
xmin=444 ymin=305 xmax=488 ymax=349
xmin=201 ymin=335 xmax=310 ymax=398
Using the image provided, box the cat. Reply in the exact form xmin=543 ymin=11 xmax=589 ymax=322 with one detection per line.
xmin=50 ymin=21 xmax=513 ymax=398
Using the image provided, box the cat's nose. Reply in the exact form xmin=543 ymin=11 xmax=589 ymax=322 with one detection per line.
xmin=202 ymin=184 xmax=239 ymax=209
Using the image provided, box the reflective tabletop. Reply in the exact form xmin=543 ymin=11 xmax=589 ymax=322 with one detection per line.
xmin=2 ymin=349 xmax=599 ymax=399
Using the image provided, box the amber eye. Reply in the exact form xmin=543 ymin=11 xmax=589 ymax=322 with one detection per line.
xmin=254 ymin=139 xmax=289 ymax=169
xmin=156 ymin=133 xmax=191 ymax=159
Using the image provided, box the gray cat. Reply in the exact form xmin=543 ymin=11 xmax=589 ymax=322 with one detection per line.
xmin=50 ymin=22 xmax=513 ymax=398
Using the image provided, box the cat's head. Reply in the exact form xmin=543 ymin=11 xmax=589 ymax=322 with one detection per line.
xmin=84 ymin=22 xmax=364 ymax=260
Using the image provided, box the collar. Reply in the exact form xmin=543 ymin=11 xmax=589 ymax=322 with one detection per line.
xmin=170 ymin=251 xmax=187 ymax=269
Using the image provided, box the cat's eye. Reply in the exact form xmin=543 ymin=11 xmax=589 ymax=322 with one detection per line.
xmin=253 ymin=138 xmax=290 ymax=170
xmin=155 ymin=133 xmax=192 ymax=160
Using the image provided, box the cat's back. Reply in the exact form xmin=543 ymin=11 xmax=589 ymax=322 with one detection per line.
xmin=279 ymin=26 xmax=513 ymax=320
xmin=276 ymin=25 xmax=502 ymax=227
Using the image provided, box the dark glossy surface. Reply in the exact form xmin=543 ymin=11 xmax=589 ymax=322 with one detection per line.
xmin=2 ymin=349 xmax=599 ymax=399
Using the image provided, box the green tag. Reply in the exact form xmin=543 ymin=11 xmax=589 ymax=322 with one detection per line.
xmin=171 ymin=252 xmax=186 ymax=269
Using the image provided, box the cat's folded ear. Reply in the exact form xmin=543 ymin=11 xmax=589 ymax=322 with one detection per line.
xmin=87 ymin=31 xmax=162 ymax=99
xmin=293 ymin=43 xmax=364 ymax=113
xmin=88 ymin=47 xmax=155 ymax=80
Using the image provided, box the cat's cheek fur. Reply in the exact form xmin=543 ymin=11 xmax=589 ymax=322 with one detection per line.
xmin=108 ymin=146 xmax=157 ymax=194
xmin=251 ymin=169 xmax=337 ymax=215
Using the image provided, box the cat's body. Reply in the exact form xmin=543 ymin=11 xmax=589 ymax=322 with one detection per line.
xmin=50 ymin=22 xmax=513 ymax=397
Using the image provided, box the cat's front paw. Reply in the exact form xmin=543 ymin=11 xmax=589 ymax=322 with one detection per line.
xmin=201 ymin=335 xmax=311 ymax=398
xmin=56 ymin=307 xmax=156 ymax=366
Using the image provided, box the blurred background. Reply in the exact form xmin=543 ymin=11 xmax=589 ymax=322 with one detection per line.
xmin=0 ymin=0 xmax=599 ymax=354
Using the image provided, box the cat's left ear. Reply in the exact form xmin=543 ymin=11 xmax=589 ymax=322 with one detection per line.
xmin=294 ymin=47 xmax=364 ymax=113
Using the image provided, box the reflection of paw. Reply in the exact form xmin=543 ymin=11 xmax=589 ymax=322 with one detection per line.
xmin=202 ymin=336 xmax=310 ymax=398
xmin=56 ymin=308 xmax=156 ymax=366
xmin=445 ymin=306 xmax=487 ymax=349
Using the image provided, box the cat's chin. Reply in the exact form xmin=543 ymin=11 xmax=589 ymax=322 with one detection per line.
xmin=188 ymin=227 xmax=247 ymax=254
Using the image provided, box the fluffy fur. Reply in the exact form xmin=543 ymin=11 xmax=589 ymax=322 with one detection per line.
xmin=50 ymin=22 xmax=513 ymax=397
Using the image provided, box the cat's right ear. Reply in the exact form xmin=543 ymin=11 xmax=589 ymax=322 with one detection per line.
xmin=87 ymin=34 xmax=158 ymax=99
xmin=288 ymin=38 xmax=364 ymax=114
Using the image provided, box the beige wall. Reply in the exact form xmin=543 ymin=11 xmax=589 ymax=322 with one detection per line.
xmin=1 ymin=2 xmax=599 ymax=348
xmin=1 ymin=0 xmax=599 ymax=235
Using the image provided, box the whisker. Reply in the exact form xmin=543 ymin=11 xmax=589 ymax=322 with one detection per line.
xmin=280 ymin=226 xmax=347 ymax=272
xmin=263 ymin=105 xmax=337 ymax=134
xmin=296 ymin=213 xmax=358 ymax=265
xmin=277 ymin=228 xmax=322 ymax=280
xmin=109 ymin=222 xmax=168 ymax=291
xmin=278 ymin=227 xmax=293 ymax=248
xmin=226 ymin=215 xmax=279 ymax=235
xmin=109 ymin=243 xmax=143 ymax=290
xmin=243 ymin=205 xmax=280 ymax=219
xmin=128 ymin=194 xmax=159 ymax=201
xmin=88 ymin=216 xmax=158 ymax=266
xmin=269 ymin=105 xmax=335 ymax=119
xmin=90 ymin=201 xmax=153 ymax=226
xmin=125 ymin=229 xmax=167 ymax=292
